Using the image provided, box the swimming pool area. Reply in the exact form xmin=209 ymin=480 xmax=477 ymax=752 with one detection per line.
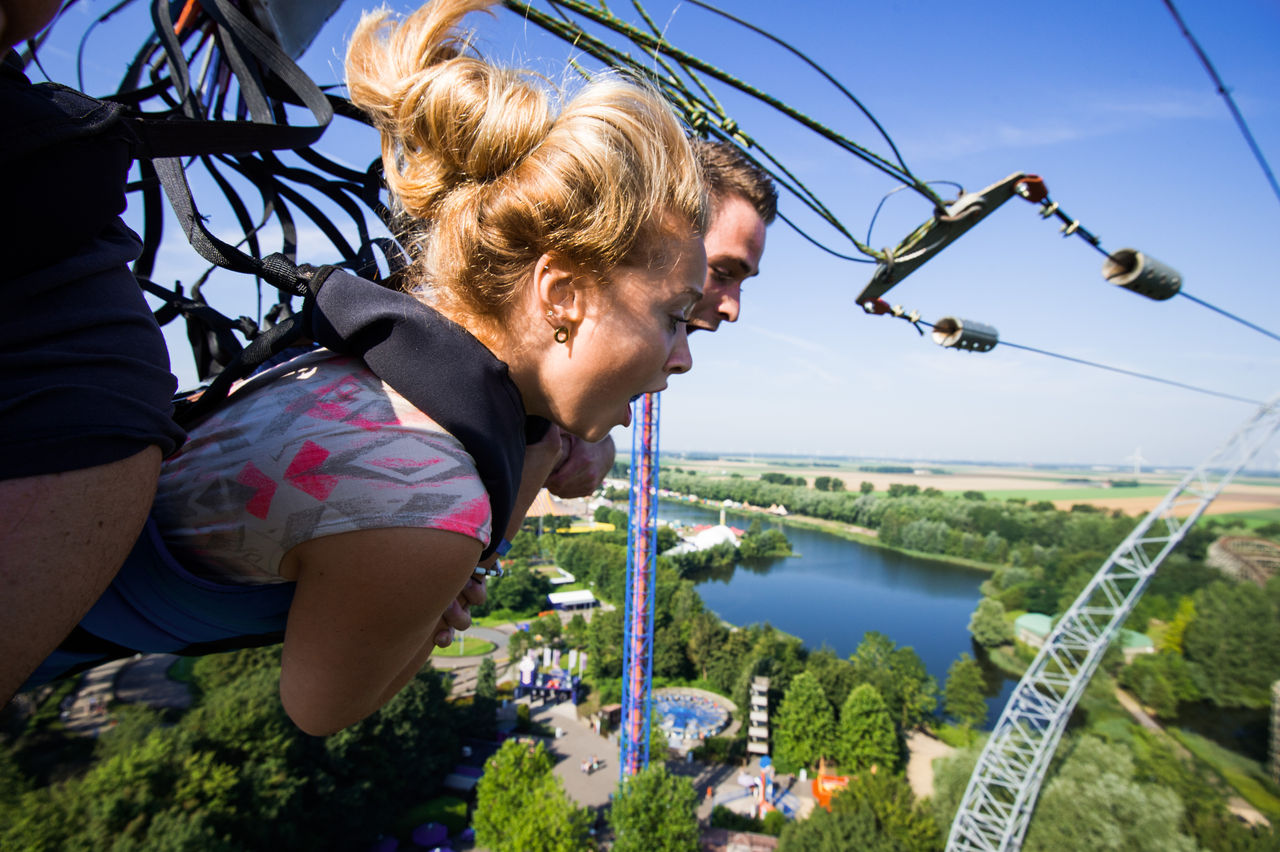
xmin=654 ymin=691 xmax=731 ymax=742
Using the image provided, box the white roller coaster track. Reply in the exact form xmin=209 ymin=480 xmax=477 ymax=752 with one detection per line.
xmin=947 ymin=393 xmax=1280 ymax=851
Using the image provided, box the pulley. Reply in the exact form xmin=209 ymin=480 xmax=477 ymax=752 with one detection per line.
xmin=1101 ymin=249 xmax=1182 ymax=301
xmin=931 ymin=317 xmax=998 ymax=352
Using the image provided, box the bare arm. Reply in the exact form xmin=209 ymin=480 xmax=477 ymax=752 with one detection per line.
xmin=278 ymin=526 xmax=482 ymax=735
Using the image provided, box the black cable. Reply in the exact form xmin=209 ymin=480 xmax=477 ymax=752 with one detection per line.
xmin=1161 ymin=0 xmax=1280 ymax=210
xmin=1177 ymin=291 xmax=1280 ymax=345
xmin=915 ymin=320 xmax=1262 ymax=406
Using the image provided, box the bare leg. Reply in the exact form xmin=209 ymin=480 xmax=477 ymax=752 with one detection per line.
xmin=0 ymin=446 xmax=162 ymax=703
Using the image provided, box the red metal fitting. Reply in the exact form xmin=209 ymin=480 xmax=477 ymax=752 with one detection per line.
xmin=1015 ymin=175 xmax=1048 ymax=203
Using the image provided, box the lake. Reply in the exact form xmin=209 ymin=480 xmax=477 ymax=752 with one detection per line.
xmin=658 ymin=500 xmax=1018 ymax=724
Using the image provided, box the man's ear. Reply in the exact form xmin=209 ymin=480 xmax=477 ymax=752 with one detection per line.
xmin=534 ymin=252 xmax=589 ymax=329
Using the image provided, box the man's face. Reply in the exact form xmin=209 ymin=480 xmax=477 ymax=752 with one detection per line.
xmin=687 ymin=193 xmax=767 ymax=333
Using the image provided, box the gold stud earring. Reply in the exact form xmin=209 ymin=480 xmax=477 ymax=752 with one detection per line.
xmin=554 ymin=326 xmax=569 ymax=344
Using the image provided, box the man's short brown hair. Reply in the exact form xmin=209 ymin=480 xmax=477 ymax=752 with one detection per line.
xmin=692 ymin=139 xmax=778 ymax=226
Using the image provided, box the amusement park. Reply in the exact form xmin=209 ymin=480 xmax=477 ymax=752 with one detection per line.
xmin=3 ymin=0 xmax=1280 ymax=850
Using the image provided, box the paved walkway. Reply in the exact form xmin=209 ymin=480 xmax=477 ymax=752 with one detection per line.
xmin=905 ymin=730 xmax=955 ymax=799
xmin=56 ymin=653 xmax=192 ymax=738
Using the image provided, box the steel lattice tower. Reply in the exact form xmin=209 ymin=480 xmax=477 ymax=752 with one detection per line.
xmin=947 ymin=393 xmax=1280 ymax=851
xmin=620 ymin=392 xmax=660 ymax=778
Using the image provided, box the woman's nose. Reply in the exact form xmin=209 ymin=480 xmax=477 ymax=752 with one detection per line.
xmin=667 ymin=326 xmax=693 ymax=374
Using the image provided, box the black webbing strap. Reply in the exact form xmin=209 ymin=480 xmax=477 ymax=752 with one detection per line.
xmin=170 ymin=259 xmax=335 ymax=427
xmin=136 ymin=0 xmax=333 ymax=158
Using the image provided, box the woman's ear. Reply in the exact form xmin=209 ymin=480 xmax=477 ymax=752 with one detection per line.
xmin=534 ymin=252 xmax=589 ymax=331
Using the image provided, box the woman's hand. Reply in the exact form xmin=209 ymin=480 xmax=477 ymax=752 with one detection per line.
xmin=433 ymin=574 xmax=486 ymax=647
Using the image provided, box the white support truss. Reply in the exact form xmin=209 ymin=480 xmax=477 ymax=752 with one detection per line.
xmin=947 ymin=393 xmax=1280 ymax=851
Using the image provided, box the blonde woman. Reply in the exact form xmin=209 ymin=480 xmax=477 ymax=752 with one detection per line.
xmin=25 ymin=0 xmax=707 ymax=735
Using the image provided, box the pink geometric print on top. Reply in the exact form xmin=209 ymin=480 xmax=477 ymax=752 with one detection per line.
xmin=306 ymin=371 xmax=401 ymax=432
xmin=284 ymin=440 xmax=339 ymax=501
xmin=152 ymin=354 xmax=493 ymax=582
xmin=236 ymin=461 xmax=278 ymax=520
xmin=433 ymin=494 xmax=493 ymax=539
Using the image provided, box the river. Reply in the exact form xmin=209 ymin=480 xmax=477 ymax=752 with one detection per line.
xmin=659 ymin=501 xmax=1018 ymax=725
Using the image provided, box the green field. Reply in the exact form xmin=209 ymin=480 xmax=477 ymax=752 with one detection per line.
xmin=433 ymin=637 xmax=497 ymax=657
xmin=1212 ymin=508 xmax=1280 ymax=528
xmin=977 ymin=486 xmax=1171 ymax=503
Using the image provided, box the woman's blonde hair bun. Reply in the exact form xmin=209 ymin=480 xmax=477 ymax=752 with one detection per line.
xmin=346 ymin=0 xmax=706 ymax=342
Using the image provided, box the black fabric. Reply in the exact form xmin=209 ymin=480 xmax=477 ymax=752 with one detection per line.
xmin=309 ymin=270 xmax=539 ymax=559
xmin=0 ymin=56 xmax=185 ymax=478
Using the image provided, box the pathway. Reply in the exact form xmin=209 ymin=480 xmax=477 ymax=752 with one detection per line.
xmin=905 ymin=730 xmax=955 ymax=800
xmin=1114 ymin=687 xmax=1270 ymax=828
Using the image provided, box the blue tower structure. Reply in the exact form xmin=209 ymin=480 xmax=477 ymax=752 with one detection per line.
xmin=620 ymin=392 xmax=660 ymax=779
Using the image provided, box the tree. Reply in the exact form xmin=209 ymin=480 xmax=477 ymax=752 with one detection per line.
xmin=608 ymin=763 xmax=700 ymax=852
xmin=1023 ymin=735 xmax=1196 ymax=852
xmin=474 ymin=740 xmax=592 ymax=852
xmin=860 ymin=481 xmax=875 ymax=494
xmin=835 ymin=684 xmax=898 ymax=773
xmin=772 ymin=671 xmax=836 ymax=771
xmin=967 ymin=597 xmax=1013 ymax=648
xmin=1182 ymin=578 xmax=1280 ymax=707
xmin=477 ymin=656 xmax=498 ymax=701
xmin=1158 ymin=597 xmax=1195 ymax=654
xmin=944 ymin=653 xmax=988 ymax=730
xmin=687 ymin=610 xmax=727 ymax=680
xmin=931 ymin=743 xmax=982 ymax=832
xmin=487 ymin=561 xmax=552 ymax=614
xmin=781 ymin=771 xmax=941 ymax=852
xmin=564 ymin=612 xmax=589 ymax=649
xmin=508 ymin=529 xmax=540 ymax=560
xmin=588 ymin=607 xmax=625 ymax=679
xmin=804 ymin=646 xmax=858 ymax=715
xmin=848 ymin=632 xmax=937 ymax=731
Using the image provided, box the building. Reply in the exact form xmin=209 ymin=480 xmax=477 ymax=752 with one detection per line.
xmin=1015 ymin=611 xmax=1153 ymax=662
xmin=747 ymin=677 xmax=770 ymax=757
xmin=546 ymin=589 xmax=597 ymax=611
xmin=664 ymin=524 xmax=742 ymax=556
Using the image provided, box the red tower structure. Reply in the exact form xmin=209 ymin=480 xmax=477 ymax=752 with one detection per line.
xmin=619 ymin=392 xmax=659 ymax=778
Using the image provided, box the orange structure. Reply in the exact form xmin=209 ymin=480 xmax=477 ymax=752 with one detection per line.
xmin=810 ymin=760 xmax=849 ymax=812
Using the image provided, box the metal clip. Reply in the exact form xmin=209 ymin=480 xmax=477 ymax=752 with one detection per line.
xmin=473 ymin=558 xmax=504 ymax=579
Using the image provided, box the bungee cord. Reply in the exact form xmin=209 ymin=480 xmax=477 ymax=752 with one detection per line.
xmin=22 ymin=0 xmax=1277 ymax=408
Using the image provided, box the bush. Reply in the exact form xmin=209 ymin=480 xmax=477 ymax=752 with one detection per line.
xmin=691 ymin=736 xmax=743 ymax=764
xmin=397 ymin=796 xmax=469 ymax=835
xmin=710 ymin=805 xmax=763 ymax=833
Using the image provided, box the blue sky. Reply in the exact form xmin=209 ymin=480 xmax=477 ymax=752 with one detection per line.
xmin=32 ymin=0 xmax=1280 ymax=469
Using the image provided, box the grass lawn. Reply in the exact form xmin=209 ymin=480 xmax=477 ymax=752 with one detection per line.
xmin=434 ymin=637 xmax=497 ymax=657
xmin=473 ymin=609 xmax=534 ymax=627
xmin=1169 ymin=727 xmax=1280 ymax=821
